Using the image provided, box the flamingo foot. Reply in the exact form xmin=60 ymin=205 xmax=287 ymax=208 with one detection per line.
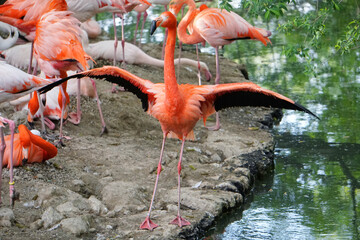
xmin=100 ymin=126 xmax=108 ymax=137
xmin=67 ymin=112 xmax=82 ymax=125
xmin=206 ymin=112 xmax=221 ymax=131
xmin=140 ymin=216 xmax=158 ymax=230
xmin=169 ymin=215 xmax=191 ymax=227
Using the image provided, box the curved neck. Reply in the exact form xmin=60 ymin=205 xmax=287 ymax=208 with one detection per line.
xmin=177 ymin=2 xmax=203 ymax=44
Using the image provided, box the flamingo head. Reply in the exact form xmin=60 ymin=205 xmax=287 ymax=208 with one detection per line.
xmin=150 ymin=12 xmax=177 ymax=35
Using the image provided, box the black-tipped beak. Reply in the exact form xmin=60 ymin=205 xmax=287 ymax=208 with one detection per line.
xmin=150 ymin=20 xmax=157 ymax=36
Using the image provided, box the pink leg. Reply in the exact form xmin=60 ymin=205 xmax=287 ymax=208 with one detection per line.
xmin=121 ymin=14 xmax=126 ymax=67
xmin=37 ymin=91 xmax=47 ymax=134
xmin=0 ymin=126 xmax=5 ymax=205
xmin=111 ymin=13 xmax=119 ymax=93
xmin=140 ymin=132 xmax=168 ymax=230
xmin=27 ymin=42 xmax=34 ymax=74
xmin=196 ymin=44 xmax=201 ymax=85
xmin=170 ymin=138 xmax=191 ymax=227
xmin=207 ymin=47 xmax=221 ymax=131
xmin=58 ymin=85 xmax=66 ymax=146
xmin=68 ymin=78 xmax=82 ymax=125
xmin=134 ymin=12 xmax=141 ymax=44
xmin=2 ymin=119 xmax=17 ymax=207
xmin=138 ymin=11 xmax=147 ymax=47
xmin=90 ymin=79 xmax=107 ymax=136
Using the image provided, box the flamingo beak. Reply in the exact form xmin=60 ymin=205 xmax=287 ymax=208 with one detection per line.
xmin=150 ymin=20 xmax=158 ymax=35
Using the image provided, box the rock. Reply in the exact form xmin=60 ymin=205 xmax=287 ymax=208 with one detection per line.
xmin=0 ymin=208 xmax=14 ymax=227
xmin=56 ymin=201 xmax=81 ymax=217
xmin=60 ymin=216 xmax=90 ymax=236
xmin=30 ymin=219 xmax=43 ymax=230
xmin=88 ymin=195 xmax=108 ymax=215
xmin=41 ymin=206 xmax=64 ymax=229
xmin=210 ymin=153 xmax=222 ymax=163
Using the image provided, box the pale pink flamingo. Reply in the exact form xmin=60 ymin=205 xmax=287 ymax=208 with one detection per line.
xmin=86 ymin=40 xmax=212 ymax=81
xmin=170 ymin=0 xmax=271 ymax=130
xmin=32 ymin=10 xmax=93 ymax=145
xmin=37 ymin=11 xmax=318 ymax=230
xmin=0 ymin=0 xmax=68 ymax=73
xmin=0 ymin=61 xmax=53 ymax=207
xmin=80 ymin=18 xmax=102 ymax=39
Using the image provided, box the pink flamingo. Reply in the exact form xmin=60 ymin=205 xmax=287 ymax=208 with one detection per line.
xmin=170 ymin=0 xmax=271 ymax=130
xmin=32 ymin=10 xmax=93 ymax=145
xmin=0 ymin=61 xmax=53 ymax=207
xmin=37 ymin=12 xmax=318 ymax=230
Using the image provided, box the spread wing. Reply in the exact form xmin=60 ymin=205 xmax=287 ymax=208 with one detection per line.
xmin=38 ymin=66 xmax=156 ymax=112
xmin=200 ymin=82 xmax=319 ymax=119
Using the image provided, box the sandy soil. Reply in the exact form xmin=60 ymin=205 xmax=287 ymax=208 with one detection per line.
xmin=0 ymin=43 xmax=280 ymax=240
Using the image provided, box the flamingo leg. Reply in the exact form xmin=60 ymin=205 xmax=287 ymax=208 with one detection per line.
xmin=138 ymin=11 xmax=147 ymax=47
xmin=170 ymin=138 xmax=191 ymax=227
xmin=196 ymin=44 xmax=201 ymax=85
xmin=111 ymin=13 xmax=119 ymax=93
xmin=58 ymin=85 xmax=66 ymax=146
xmin=27 ymin=42 xmax=34 ymax=74
xmin=37 ymin=91 xmax=47 ymax=134
xmin=134 ymin=11 xmax=141 ymax=44
xmin=90 ymin=79 xmax=107 ymax=136
xmin=67 ymin=78 xmax=82 ymax=125
xmin=2 ymin=119 xmax=17 ymax=207
xmin=121 ymin=14 xmax=126 ymax=67
xmin=207 ymin=47 xmax=221 ymax=131
xmin=0 ymin=126 xmax=5 ymax=205
xmin=140 ymin=132 xmax=168 ymax=230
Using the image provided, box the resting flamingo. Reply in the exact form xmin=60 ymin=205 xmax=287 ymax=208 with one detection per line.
xmin=0 ymin=22 xmax=19 ymax=50
xmin=2 ymin=124 xmax=57 ymax=168
xmin=86 ymin=40 xmax=212 ymax=81
xmin=38 ymin=11 xmax=318 ymax=230
xmin=0 ymin=61 xmax=53 ymax=207
xmin=170 ymin=0 xmax=271 ymax=130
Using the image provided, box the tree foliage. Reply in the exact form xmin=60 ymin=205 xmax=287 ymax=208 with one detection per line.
xmin=219 ymin=0 xmax=360 ymax=75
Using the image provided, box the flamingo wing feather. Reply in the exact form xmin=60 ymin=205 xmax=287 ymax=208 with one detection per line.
xmin=202 ymin=82 xmax=319 ymax=119
xmin=38 ymin=66 xmax=155 ymax=112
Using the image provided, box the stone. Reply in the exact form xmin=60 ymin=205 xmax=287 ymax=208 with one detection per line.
xmin=0 ymin=208 xmax=14 ymax=227
xmin=88 ymin=195 xmax=108 ymax=215
xmin=30 ymin=219 xmax=43 ymax=230
xmin=41 ymin=206 xmax=64 ymax=229
xmin=60 ymin=217 xmax=89 ymax=236
xmin=56 ymin=201 xmax=81 ymax=217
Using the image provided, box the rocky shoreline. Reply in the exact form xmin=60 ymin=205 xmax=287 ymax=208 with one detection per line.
xmin=0 ymin=43 xmax=282 ymax=239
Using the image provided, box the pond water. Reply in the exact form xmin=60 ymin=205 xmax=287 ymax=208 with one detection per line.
xmin=97 ymin=3 xmax=360 ymax=239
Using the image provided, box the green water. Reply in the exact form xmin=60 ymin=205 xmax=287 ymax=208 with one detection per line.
xmin=203 ymin=1 xmax=360 ymax=239
xmin=97 ymin=2 xmax=360 ymax=238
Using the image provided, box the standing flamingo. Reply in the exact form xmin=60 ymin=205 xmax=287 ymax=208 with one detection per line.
xmin=38 ymin=11 xmax=318 ymax=230
xmin=170 ymin=0 xmax=271 ymax=130
xmin=0 ymin=61 xmax=53 ymax=207
xmin=32 ymin=10 xmax=93 ymax=145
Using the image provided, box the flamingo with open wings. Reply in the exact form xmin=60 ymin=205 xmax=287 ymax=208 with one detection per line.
xmin=38 ymin=11 xmax=318 ymax=230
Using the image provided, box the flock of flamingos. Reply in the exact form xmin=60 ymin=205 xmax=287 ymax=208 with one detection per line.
xmin=0 ymin=0 xmax=318 ymax=231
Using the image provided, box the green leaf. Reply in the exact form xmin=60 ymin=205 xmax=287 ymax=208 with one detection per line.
xmin=265 ymin=10 xmax=270 ymax=20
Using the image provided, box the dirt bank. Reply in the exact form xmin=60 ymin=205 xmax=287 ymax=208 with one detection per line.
xmin=0 ymin=43 xmax=281 ymax=239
